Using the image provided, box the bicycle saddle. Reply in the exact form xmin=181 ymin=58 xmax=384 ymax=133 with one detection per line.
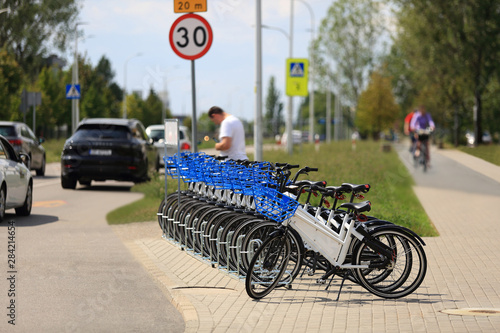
xmin=339 ymin=201 xmax=372 ymax=213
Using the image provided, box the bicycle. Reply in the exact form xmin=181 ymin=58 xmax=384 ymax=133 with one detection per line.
xmin=245 ymin=187 xmax=427 ymax=300
xmin=413 ymin=128 xmax=433 ymax=172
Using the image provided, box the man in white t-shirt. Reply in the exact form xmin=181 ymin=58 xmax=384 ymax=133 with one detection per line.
xmin=208 ymin=106 xmax=248 ymax=160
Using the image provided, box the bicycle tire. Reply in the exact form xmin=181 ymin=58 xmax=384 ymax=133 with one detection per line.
xmin=185 ymin=204 xmax=218 ymax=253
xmin=178 ymin=200 xmax=208 ymax=248
xmin=192 ymin=206 xmax=226 ymax=257
xmin=204 ymin=210 xmax=240 ymax=261
xmin=352 ymin=228 xmax=427 ymax=299
xmin=228 ymin=218 xmax=263 ymax=273
xmin=218 ymin=214 xmax=256 ymax=269
xmin=245 ymin=234 xmax=291 ymax=299
xmin=421 ymin=144 xmax=427 ymax=172
xmin=207 ymin=211 xmax=243 ymax=263
xmin=241 ymin=220 xmax=304 ymax=279
xmin=158 ymin=193 xmax=186 ymax=232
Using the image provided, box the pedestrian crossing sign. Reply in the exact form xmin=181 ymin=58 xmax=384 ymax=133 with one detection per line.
xmin=286 ymin=58 xmax=308 ymax=96
xmin=66 ymin=84 xmax=81 ymax=99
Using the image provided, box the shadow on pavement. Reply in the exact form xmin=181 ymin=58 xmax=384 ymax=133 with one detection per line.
xmin=0 ymin=214 xmax=59 ymax=227
xmin=77 ymin=184 xmax=133 ymax=192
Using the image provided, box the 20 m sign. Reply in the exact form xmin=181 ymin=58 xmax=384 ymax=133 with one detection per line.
xmin=169 ymin=14 xmax=213 ymax=60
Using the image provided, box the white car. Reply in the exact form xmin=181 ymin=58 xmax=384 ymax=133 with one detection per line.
xmin=281 ymin=130 xmax=303 ymax=145
xmin=0 ymin=135 xmax=33 ymax=221
xmin=146 ymin=125 xmax=192 ymax=171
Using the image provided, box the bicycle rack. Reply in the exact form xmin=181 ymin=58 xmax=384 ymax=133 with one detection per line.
xmin=159 ymin=153 xmax=300 ymax=283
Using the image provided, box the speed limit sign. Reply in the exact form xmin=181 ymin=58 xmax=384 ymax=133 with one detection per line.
xmin=169 ymin=14 xmax=213 ymax=60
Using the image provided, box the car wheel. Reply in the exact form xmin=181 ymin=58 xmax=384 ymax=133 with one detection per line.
xmin=0 ymin=185 xmax=5 ymax=222
xmin=61 ymin=175 xmax=77 ymax=189
xmin=79 ymin=180 xmax=91 ymax=186
xmin=15 ymin=182 xmax=32 ymax=216
xmin=36 ymin=155 xmax=46 ymax=176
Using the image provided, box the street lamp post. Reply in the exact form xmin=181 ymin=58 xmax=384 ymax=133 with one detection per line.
xmin=295 ymin=0 xmax=315 ymax=143
xmin=72 ymin=22 xmax=88 ymax=134
xmin=122 ymin=53 xmax=143 ymax=119
xmin=260 ymin=23 xmax=293 ymax=152
xmin=287 ymin=0 xmax=295 ymax=155
xmin=255 ymin=0 xmax=263 ymax=161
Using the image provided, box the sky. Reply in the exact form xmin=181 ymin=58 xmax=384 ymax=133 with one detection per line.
xmin=76 ymin=0 xmax=333 ymax=123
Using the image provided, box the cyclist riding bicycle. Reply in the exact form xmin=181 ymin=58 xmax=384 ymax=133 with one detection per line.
xmin=404 ymin=109 xmax=417 ymax=153
xmin=410 ymin=105 xmax=435 ymax=166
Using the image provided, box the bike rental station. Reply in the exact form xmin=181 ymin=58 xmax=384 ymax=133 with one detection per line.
xmin=158 ymin=126 xmax=428 ymax=300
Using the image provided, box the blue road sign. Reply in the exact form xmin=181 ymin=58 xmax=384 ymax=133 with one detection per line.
xmin=66 ymin=84 xmax=81 ymax=99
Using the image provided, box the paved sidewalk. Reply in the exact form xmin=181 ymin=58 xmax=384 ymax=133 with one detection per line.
xmin=114 ymin=144 xmax=500 ymax=332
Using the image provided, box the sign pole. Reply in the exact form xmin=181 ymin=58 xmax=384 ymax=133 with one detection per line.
xmin=191 ymin=59 xmax=198 ymax=153
xmin=170 ymin=13 xmax=212 ymax=152
xmin=33 ymin=104 xmax=36 ymax=133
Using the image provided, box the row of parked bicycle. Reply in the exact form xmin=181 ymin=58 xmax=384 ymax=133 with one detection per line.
xmin=158 ymin=152 xmax=427 ymax=300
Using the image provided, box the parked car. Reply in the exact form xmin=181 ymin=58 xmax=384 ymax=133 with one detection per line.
xmin=465 ymin=130 xmax=492 ymax=146
xmin=145 ymin=124 xmax=192 ymax=171
xmin=0 ymin=121 xmax=46 ymax=176
xmin=0 ymin=135 xmax=32 ymax=221
xmin=61 ymin=118 xmax=155 ymax=189
xmin=280 ymin=130 xmax=303 ymax=145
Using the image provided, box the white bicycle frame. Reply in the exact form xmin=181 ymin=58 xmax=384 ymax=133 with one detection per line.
xmin=285 ymin=207 xmax=370 ymax=269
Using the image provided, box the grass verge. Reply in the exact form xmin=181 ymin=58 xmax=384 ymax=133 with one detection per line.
xmin=43 ymin=138 xmax=66 ymax=163
xmin=106 ymin=140 xmax=438 ymax=237
xmin=457 ymin=145 xmax=500 ymax=167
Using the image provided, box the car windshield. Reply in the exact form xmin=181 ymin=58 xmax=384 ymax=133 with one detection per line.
xmin=73 ymin=125 xmax=131 ymax=140
xmin=149 ymin=129 xmax=164 ymax=142
xmin=149 ymin=128 xmax=185 ymax=141
xmin=0 ymin=126 xmax=16 ymax=137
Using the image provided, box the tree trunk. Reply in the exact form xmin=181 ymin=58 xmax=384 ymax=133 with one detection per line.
xmin=474 ymin=90 xmax=483 ymax=146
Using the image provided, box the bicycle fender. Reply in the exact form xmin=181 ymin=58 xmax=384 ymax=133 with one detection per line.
xmin=362 ymin=219 xmax=394 ymax=228
xmin=268 ymin=226 xmax=286 ymax=238
xmin=368 ymin=225 xmax=426 ymax=246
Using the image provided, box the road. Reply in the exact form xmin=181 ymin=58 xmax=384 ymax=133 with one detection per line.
xmin=0 ymin=163 xmax=185 ymax=332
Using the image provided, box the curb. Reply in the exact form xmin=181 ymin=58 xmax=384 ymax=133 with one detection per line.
xmin=120 ymin=237 xmax=202 ymax=332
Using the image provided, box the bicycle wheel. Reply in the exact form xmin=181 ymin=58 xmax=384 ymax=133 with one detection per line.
xmin=204 ymin=210 xmax=240 ymax=261
xmin=218 ymin=214 xmax=254 ymax=268
xmin=245 ymin=234 xmax=291 ymax=299
xmin=162 ymin=193 xmax=191 ymax=238
xmin=352 ymin=228 xmax=427 ymax=299
xmin=185 ymin=203 xmax=218 ymax=252
xmin=421 ymin=144 xmax=428 ymax=172
xmin=177 ymin=200 xmax=208 ymax=248
xmin=241 ymin=221 xmax=304 ymax=279
xmin=229 ymin=219 xmax=262 ymax=272
xmin=192 ymin=206 xmax=225 ymax=257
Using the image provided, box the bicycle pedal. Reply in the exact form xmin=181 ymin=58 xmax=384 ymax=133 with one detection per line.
xmin=316 ymin=278 xmax=326 ymax=284
xmin=306 ymin=268 xmax=315 ymax=276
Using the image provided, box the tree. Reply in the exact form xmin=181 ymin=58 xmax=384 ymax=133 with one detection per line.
xmin=314 ymin=0 xmax=386 ymax=108
xmin=264 ymin=76 xmax=284 ymax=137
xmin=36 ymin=65 xmax=68 ymax=135
xmin=0 ymin=50 xmax=23 ymax=120
xmin=143 ymin=89 xmax=164 ymax=127
xmin=0 ymin=0 xmax=79 ymax=80
xmin=124 ymin=93 xmax=144 ymax=121
xmin=356 ymin=69 xmax=400 ymax=138
xmin=197 ymin=112 xmax=217 ymax=137
xmin=392 ymin=0 xmax=500 ymax=145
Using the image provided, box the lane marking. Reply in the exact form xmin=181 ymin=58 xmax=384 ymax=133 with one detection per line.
xmin=32 ymin=200 xmax=67 ymax=208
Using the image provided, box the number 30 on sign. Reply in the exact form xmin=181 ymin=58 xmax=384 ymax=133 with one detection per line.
xmin=169 ymin=14 xmax=213 ymax=60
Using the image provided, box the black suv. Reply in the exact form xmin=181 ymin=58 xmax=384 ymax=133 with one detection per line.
xmin=61 ymin=118 xmax=155 ymax=189
xmin=0 ymin=121 xmax=46 ymax=176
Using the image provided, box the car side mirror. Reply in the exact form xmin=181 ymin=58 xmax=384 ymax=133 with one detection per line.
xmin=19 ymin=153 xmax=30 ymax=167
